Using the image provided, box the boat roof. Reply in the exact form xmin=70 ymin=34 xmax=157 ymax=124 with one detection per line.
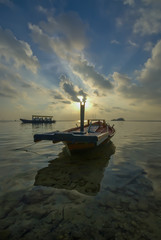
xmin=32 ymin=115 xmax=53 ymax=118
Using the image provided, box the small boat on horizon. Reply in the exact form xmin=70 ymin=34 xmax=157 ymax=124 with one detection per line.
xmin=20 ymin=115 xmax=56 ymax=124
xmin=34 ymin=99 xmax=115 ymax=152
xmin=111 ymin=117 xmax=125 ymax=121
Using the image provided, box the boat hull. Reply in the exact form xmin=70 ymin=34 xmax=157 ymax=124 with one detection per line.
xmin=20 ymin=118 xmax=56 ymax=124
xmin=65 ymin=135 xmax=112 ymax=152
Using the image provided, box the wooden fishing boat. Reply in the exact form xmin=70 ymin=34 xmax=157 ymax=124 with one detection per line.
xmin=34 ymin=119 xmax=115 ymax=152
xmin=20 ymin=115 xmax=56 ymax=124
xmin=34 ymin=98 xmax=115 ymax=152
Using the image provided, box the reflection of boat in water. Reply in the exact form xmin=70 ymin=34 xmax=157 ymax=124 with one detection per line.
xmin=20 ymin=115 xmax=56 ymax=124
xmin=34 ymin=141 xmax=115 ymax=196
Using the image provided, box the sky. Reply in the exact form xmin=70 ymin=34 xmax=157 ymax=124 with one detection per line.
xmin=0 ymin=0 xmax=161 ymax=120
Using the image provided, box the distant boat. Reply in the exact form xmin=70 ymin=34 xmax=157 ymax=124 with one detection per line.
xmin=20 ymin=115 xmax=56 ymax=124
xmin=111 ymin=118 xmax=125 ymax=121
xmin=34 ymin=99 xmax=115 ymax=152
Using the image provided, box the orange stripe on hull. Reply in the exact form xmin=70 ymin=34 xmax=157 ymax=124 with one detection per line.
xmin=64 ymin=137 xmax=111 ymax=152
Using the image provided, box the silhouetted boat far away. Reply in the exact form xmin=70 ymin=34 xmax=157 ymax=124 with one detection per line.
xmin=20 ymin=115 xmax=56 ymax=124
xmin=111 ymin=118 xmax=125 ymax=121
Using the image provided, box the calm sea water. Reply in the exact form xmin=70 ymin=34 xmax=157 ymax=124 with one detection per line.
xmin=0 ymin=120 xmax=161 ymax=240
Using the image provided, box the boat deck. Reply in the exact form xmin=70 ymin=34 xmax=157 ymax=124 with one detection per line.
xmin=34 ymin=124 xmax=111 ymax=143
xmin=71 ymin=124 xmax=107 ymax=134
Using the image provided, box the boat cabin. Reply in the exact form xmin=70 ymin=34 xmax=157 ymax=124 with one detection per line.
xmin=32 ymin=115 xmax=53 ymax=122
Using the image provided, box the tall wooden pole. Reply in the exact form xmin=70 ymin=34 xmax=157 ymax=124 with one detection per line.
xmin=80 ymin=100 xmax=85 ymax=132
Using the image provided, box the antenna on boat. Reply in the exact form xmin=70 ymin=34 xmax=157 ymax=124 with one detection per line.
xmin=78 ymin=96 xmax=86 ymax=132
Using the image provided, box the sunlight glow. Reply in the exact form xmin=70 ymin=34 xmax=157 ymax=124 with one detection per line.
xmin=73 ymin=98 xmax=92 ymax=111
xmin=77 ymin=95 xmax=84 ymax=102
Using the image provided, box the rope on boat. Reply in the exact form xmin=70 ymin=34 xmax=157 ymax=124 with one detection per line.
xmin=13 ymin=142 xmax=58 ymax=158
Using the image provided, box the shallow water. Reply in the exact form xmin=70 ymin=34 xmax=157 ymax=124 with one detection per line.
xmin=0 ymin=120 xmax=161 ymax=240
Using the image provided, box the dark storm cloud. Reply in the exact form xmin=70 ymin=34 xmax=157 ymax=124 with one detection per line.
xmin=60 ymin=75 xmax=87 ymax=102
xmin=73 ymin=59 xmax=114 ymax=91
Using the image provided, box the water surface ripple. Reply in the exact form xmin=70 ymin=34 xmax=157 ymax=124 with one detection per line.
xmin=0 ymin=121 xmax=161 ymax=240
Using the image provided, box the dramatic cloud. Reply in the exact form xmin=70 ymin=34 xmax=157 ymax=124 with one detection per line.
xmin=133 ymin=8 xmax=161 ymax=35
xmin=93 ymin=89 xmax=100 ymax=96
xmin=50 ymin=89 xmax=72 ymax=105
xmin=40 ymin=12 xmax=88 ymax=51
xmin=120 ymin=0 xmax=161 ymax=37
xmin=113 ymin=72 xmax=132 ymax=87
xmin=0 ymin=61 xmax=49 ymax=106
xmin=0 ymin=81 xmax=18 ymax=98
xmin=0 ymin=63 xmax=30 ymax=99
xmin=1 ymin=0 xmax=161 ymax=120
xmin=138 ymin=39 xmax=161 ymax=94
xmin=61 ymin=100 xmax=71 ymax=104
xmin=60 ymin=75 xmax=87 ymax=102
xmin=113 ymin=40 xmax=161 ymax=104
xmin=0 ymin=27 xmax=39 ymax=73
xmin=29 ymin=11 xmax=113 ymax=94
xmin=51 ymin=90 xmax=64 ymax=100
xmin=29 ymin=23 xmax=82 ymax=62
xmin=72 ymin=59 xmax=114 ymax=91
xmin=29 ymin=11 xmax=88 ymax=59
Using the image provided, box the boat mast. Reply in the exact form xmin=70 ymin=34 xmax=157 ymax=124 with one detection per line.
xmin=79 ymin=96 xmax=85 ymax=132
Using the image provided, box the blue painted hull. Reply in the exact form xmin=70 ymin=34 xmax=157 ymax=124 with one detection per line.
xmin=20 ymin=118 xmax=56 ymax=124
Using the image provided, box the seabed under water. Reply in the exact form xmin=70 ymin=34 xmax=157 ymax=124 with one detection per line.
xmin=0 ymin=142 xmax=161 ymax=240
